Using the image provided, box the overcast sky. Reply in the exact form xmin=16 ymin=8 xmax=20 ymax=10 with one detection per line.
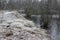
xmin=39 ymin=0 xmax=41 ymax=1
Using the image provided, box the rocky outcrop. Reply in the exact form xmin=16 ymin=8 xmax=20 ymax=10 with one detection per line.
xmin=0 ymin=11 xmax=50 ymax=40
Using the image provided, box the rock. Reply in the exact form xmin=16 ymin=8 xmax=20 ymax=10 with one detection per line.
xmin=5 ymin=31 xmax=13 ymax=37
xmin=3 ymin=28 xmax=13 ymax=37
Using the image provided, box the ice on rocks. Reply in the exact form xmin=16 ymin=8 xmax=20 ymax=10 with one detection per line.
xmin=0 ymin=11 xmax=50 ymax=40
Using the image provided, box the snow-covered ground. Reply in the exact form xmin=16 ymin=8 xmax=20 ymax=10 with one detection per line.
xmin=0 ymin=10 xmax=50 ymax=40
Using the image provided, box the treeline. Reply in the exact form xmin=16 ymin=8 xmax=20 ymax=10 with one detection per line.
xmin=0 ymin=0 xmax=60 ymax=15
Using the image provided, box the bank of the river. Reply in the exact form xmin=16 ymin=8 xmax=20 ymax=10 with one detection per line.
xmin=0 ymin=11 xmax=50 ymax=40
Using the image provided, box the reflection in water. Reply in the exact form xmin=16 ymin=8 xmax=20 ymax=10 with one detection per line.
xmin=50 ymin=18 xmax=58 ymax=40
xmin=31 ymin=15 xmax=40 ymax=28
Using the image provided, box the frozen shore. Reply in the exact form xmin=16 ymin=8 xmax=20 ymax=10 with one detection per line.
xmin=0 ymin=11 xmax=50 ymax=40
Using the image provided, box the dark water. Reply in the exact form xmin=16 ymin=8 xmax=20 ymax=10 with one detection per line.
xmin=31 ymin=15 xmax=40 ymax=28
xmin=31 ymin=15 xmax=60 ymax=40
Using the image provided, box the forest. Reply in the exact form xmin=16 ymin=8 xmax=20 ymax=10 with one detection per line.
xmin=0 ymin=0 xmax=60 ymax=15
